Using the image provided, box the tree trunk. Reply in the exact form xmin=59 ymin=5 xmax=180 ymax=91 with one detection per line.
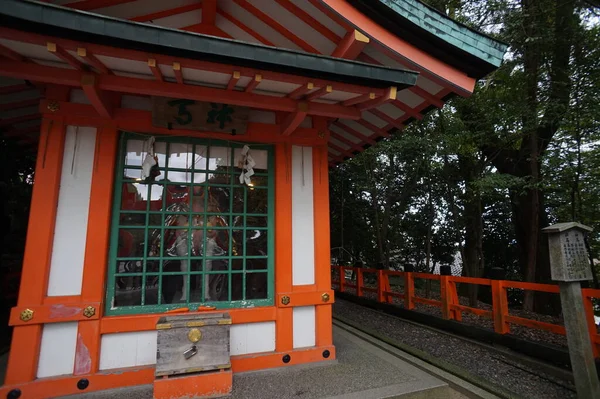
xmin=462 ymin=182 xmax=484 ymax=306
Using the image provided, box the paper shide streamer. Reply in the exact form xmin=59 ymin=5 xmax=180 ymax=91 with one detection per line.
xmin=237 ymin=144 xmax=255 ymax=186
xmin=141 ymin=136 xmax=160 ymax=182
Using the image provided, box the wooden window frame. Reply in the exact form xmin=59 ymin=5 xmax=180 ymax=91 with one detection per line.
xmin=105 ymin=132 xmax=275 ymax=315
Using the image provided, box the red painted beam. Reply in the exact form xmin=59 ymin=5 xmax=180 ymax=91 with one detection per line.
xmin=342 ymin=92 xmax=375 ymax=107
xmin=68 ymin=0 xmax=136 ymax=11
xmin=281 ymin=102 xmax=308 ymax=136
xmin=0 ymin=98 xmax=40 ymax=111
xmin=0 ymin=27 xmax=381 ymax=96
xmin=332 ymin=121 xmax=376 ymax=145
xmin=203 ymin=0 xmax=217 ymax=26
xmin=0 ymin=43 xmax=25 ymax=62
xmin=130 ymin=3 xmax=202 ymax=23
xmin=411 ymin=85 xmax=444 ymax=108
xmin=217 ymin=9 xmax=275 ymax=46
xmin=0 ymin=60 xmax=362 ymax=119
xmin=307 ymin=0 xmax=353 ymax=32
xmin=320 ymin=0 xmax=476 ymax=95
xmin=329 ymin=130 xmax=363 ymax=153
xmin=233 ymin=0 xmax=319 ymax=53
xmin=182 ymin=24 xmax=233 ymax=38
xmin=47 ymin=43 xmax=85 ymax=70
xmin=328 ymin=141 xmax=354 ymax=159
xmin=369 ymin=109 xmax=404 ymax=130
xmin=227 ymin=71 xmax=241 ymax=90
xmin=274 ymin=0 xmax=340 ymax=44
xmin=173 ymin=62 xmax=184 ymax=84
xmin=81 ymin=73 xmax=113 ymax=118
xmin=306 ymin=85 xmax=332 ymax=101
xmin=288 ymin=82 xmax=314 ymax=100
xmin=331 ymin=30 xmax=369 ymax=59
xmin=356 ymin=118 xmax=391 ymax=138
xmin=77 ymin=48 xmax=111 ymax=75
xmin=392 ymin=99 xmax=423 ymax=120
xmin=245 ymin=74 xmax=262 ymax=93
xmin=357 ymin=86 xmax=397 ymax=111
xmin=148 ymin=59 xmax=163 ymax=82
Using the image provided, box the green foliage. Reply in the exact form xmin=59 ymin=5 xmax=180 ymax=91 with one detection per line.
xmin=330 ymin=0 xmax=600 ymax=287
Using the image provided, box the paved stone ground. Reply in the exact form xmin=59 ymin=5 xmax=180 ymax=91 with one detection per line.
xmin=61 ymin=326 xmax=466 ymax=399
xmin=333 ymin=299 xmax=579 ymax=399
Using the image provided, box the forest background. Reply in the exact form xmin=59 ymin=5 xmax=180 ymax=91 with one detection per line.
xmin=329 ymin=0 xmax=600 ymax=312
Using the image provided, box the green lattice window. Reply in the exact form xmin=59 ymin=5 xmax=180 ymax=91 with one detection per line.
xmin=105 ymin=133 xmax=274 ymax=315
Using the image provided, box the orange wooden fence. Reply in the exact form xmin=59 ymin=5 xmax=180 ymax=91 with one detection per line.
xmin=331 ymin=265 xmax=600 ymax=358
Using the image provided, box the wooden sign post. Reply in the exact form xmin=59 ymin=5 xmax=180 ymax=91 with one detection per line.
xmin=152 ymin=97 xmax=249 ymax=135
xmin=542 ymin=222 xmax=600 ymax=398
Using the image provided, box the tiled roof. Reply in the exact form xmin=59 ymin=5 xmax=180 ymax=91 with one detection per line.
xmin=380 ymin=0 xmax=507 ymax=67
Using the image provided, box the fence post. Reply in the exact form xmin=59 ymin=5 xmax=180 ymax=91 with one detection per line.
xmin=357 ymin=268 xmax=363 ymax=297
xmin=440 ymin=275 xmax=452 ymax=320
xmin=449 ymin=281 xmax=462 ymax=321
xmin=339 ymin=267 xmax=345 ymax=293
xmin=404 ymin=272 xmax=414 ymax=310
xmin=491 ymin=279 xmax=510 ymax=334
xmin=377 ymin=270 xmax=384 ymax=303
xmin=583 ymin=292 xmax=600 ymax=358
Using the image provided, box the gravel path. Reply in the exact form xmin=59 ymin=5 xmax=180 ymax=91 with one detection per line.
xmin=333 ymin=298 xmax=577 ymax=399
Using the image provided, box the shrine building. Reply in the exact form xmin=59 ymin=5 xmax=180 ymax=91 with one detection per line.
xmin=0 ymin=1 xmax=506 ymax=398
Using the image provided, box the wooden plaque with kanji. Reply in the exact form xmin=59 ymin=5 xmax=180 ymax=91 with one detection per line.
xmin=152 ymin=97 xmax=249 ymax=135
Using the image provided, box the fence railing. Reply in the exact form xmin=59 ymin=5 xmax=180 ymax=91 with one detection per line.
xmin=331 ymin=265 xmax=600 ymax=358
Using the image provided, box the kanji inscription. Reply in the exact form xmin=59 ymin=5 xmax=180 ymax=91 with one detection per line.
xmin=152 ymin=97 xmax=248 ymax=135
xmin=544 ymin=223 xmax=593 ymax=282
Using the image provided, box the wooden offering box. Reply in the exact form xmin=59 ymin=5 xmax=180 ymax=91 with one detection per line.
xmin=156 ymin=313 xmax=232 ymax=377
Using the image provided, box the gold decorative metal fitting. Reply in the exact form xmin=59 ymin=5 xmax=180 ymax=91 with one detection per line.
xmin=281 ymin=295 xmax=291 ymax=306
xmin=188 ymin=328 xmax=202 ymax=343
xmin=47 ymin=100 xmax=60 ymax=112
xmin=322 ymin=293 xmax=330 ymax=303
xmin=20 ymin=309 xmax=34 ymax=322
xmin=83 ymin=306 xmax=96 ymax=318
xmin=317 ymin=130 xmax=325 ymax=139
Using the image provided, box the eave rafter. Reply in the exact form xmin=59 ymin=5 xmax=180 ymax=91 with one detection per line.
xmin=68 ymin=0 xmax=136 ymax=12
xmin=0 ymin=43 xmax=25 ymax=61
xmin=245 ymin=74 xmax=262 ymax=93
xmin=0 ymin=60 xmax=362 ymax=120
xmin=77 ymin=48 xmax=110 ymax=75
xmin=218 ymin=8 xmax=275 ymax=46
xmin=288 ymin=83 xmax=314 ymax=100
xmin=148 ymin=58 xmax=163 ymax=82
xmin=47 ymin=42 xmax=85 ymax=70
xmin=202 ymin=0 xmax=217 ymax=26
xmin=232 ymin=0 xmax=318 ymax=53
xmin=306 ymin=85 xmax=332 ymax=101
xmin=227 ymin=71 xmax=241 ymax=90
xmin=129 ymin=3 xmax=202 ymax=23
xmin=173 ymin=62 xmax=184 ymax=84
xmin=332 ymin=30 xmax=370 ymax=59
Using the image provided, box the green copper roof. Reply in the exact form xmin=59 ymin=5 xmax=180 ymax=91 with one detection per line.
xmin=380 ymin=0 xmax=506 ymax=67
xmin=348 ymin=0 xmax=508 ymax=78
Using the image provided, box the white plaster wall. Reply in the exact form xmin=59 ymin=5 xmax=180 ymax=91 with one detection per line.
xmin=99 ymin=331 xmax=157 ymax=370
xmin=37 ymin=322 xmax=78 ymax=378
xmin=230 ymin=322 xmax=276 ymax=356
xmin=293 ymin=306 xmax=316 ymax=348
xmin=47 ymin=126 xmax=97 ymax=296
xmin=291 ymin=146 xmax=315 ymax=286
xmin=98 ymin=323 xmax=276 ymax=370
